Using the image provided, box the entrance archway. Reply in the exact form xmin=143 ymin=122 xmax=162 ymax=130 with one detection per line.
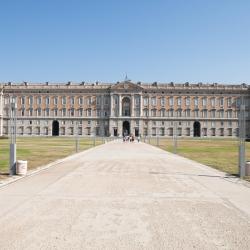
xmin=123 ymin=121 xmax=130 ymax=136
xmin=193 ymin=121 xmax=201 ymax=137
xmin=52 ymin=120 xmax=59 ymax=136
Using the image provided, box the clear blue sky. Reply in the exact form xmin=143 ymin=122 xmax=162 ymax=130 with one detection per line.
xmin=0 ymin=0 xmax=249 ymax=84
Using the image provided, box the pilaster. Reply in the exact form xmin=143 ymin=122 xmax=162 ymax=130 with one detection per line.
xmin=119 ymin=95 xmax=122 ymax=117
xmin=140 ymin=95 xmax=143 ymax=117
xmin=131 ymin=94 xmax=134 ymax=117
xmin=110 ymin=94 xmax=114 ymax=117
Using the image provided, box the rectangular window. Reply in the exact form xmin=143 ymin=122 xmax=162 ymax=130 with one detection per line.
xmin=219 ymin=110 xmax=224 ymax=118
xmin=62 ymin=96 xmax=66 ymax=105
xmin=143 ymin=109 xmax=148 ymax=116
xmin=185 ymin=109 xmax=191 ymax=117
xmin=169 ymin=97 xmax=174 ymax=106
xmin=227 ymin=97 xmax=232 ymax=107
xmin=29 ymin=96 xmax=33 ymax=105
xmin=87 ymin=97 xmax=92 ymax=105
xmin=227 ymin=110 xmax=232 ymax=118
xmin=151 ymin=97 xmax=156 ymax=106
xmin=37 ymin=108 xmax=41 ymax=116
xmin=219 ymin=97 xmax=224 ymax=107
xmin=135 ymin=96 xmax=140 ymax=105
xmin=79 ymin=108 xmax=83 ymax=116
xmin=45 ymin=96 xmax=50 ymax=105
xmin=202 ymin=110 xmax=207 ymax=118
xmin=177 ymin=97 xmax=181 ymax=106
xmin=37 ymin=96 xmax=42 ymax=105
xmin=202 ymin=97 xmax=207 ymax=106
xmin=54 ymin=97 xmax=58 ymax=105
xmin=70 ymin=97 xmax=75 ymax=105
xmin=143 ymin=97 xmax=148 ymax=106
xmin=194 ymin=97 xmax=198 ymax=107
xmin=21 ymin=96 xmax=25 ymax=105
xmin=62 ymin=108 xmax=66 ymax=116
xmin=79 ymin=97 xmax=83 ymax=105
xmin=186 ymin=97 xmax=190 ymax=106
xmin=151 ymin=109 xmax=156 ymax=117
xmin=210 ymin=98 xmax=215 ymax=107
xmin=161 ymin=97 xmax=165 ymax=106
xmin=210 ymin=110 xmax=216 ymax=118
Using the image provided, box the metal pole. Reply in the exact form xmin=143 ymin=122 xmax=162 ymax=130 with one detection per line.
xmin=239 ymin=99 xmax=246 ymax=178
xmin=75 ymin=121 xmax=79 ymax=153
xmin=9 ymin=102 xmax=17 ymax=175
xmin=173 ymin=121 xmax=177 ymax=154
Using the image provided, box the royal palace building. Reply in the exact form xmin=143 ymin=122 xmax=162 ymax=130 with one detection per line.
xmin=0 ymin=80 xmax=250 ymax=138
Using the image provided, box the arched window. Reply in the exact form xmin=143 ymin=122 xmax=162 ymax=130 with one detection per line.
xmin=122 ymin=97 xmax=131 ymax=116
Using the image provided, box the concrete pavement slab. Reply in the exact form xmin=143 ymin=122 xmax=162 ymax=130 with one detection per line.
xmin=0 ymin=141 xmax=249 ymax=250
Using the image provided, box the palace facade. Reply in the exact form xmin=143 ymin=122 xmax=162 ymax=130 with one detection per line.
xmin=0 ymin=80 xmax=250 ymax=138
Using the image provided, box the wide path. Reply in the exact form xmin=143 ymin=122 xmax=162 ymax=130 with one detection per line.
xmin=0 ymin=141 xmax=250 ymax=250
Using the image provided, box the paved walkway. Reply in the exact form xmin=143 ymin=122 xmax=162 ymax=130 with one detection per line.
xmin=0 ymin=141 xmax=250 ymax=250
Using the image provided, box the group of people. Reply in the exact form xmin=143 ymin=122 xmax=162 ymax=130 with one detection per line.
xmin=123 ymin=134 xmax=141 ymax=143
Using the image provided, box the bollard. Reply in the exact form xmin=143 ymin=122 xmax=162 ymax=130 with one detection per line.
xmin=246 ymin=161 xmax=250 ymax=176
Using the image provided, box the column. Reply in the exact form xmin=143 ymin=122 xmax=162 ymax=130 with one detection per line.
xmin=140 ymin=95 xmax=143 ymax=117
xmin=119 ymin=95 xmax=122 ymax=116
xmin=110 ymin=94 xmax=114 ymax=117
xmin=131 ymin=94 xmax=134 ymax=117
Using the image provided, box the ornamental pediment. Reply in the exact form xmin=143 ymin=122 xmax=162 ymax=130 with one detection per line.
xmin=110 ymin=81 xmax=143 ymax=91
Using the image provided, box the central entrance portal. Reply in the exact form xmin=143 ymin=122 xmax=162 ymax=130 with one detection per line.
xmin=123 ymin=121 xmax=130 ymax=136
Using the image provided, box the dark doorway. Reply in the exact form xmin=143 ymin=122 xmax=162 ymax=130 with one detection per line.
xmin=123 ymin=121 xmax=130 ymax=136
xmin=114 ymin=128 xmax=118 ymax=136
xmin=135 ymin=128 xmax=139 ymax=137
xmin=193 ymin=121 xmax=201 ymax=137
xmin=52 ymin=120 xmax=59 ymax=136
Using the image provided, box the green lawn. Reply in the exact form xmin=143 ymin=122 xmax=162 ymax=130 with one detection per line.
xmin=0 ymin=137 xmax=105 ymax=177
xmin=146 ymin=137 xmax=250 ymax=180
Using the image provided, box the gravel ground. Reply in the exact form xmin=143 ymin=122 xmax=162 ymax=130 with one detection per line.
xmin=0 ymin=140 xmax=249 ymax=250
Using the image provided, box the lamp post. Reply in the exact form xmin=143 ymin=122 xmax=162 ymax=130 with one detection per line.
xmin=239 ymin=97 xmax=246 ymax=178
xmin=173 ymin=121 xmax=177 ymax=154
xmin=75 ymin=120 xmax=79 ymax=153
xmin=9 ymin=101 xmax=17 ymax=175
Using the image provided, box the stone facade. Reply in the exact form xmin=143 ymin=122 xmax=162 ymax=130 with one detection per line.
xmin=0 ymin=81 xmax=249 ymax=138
